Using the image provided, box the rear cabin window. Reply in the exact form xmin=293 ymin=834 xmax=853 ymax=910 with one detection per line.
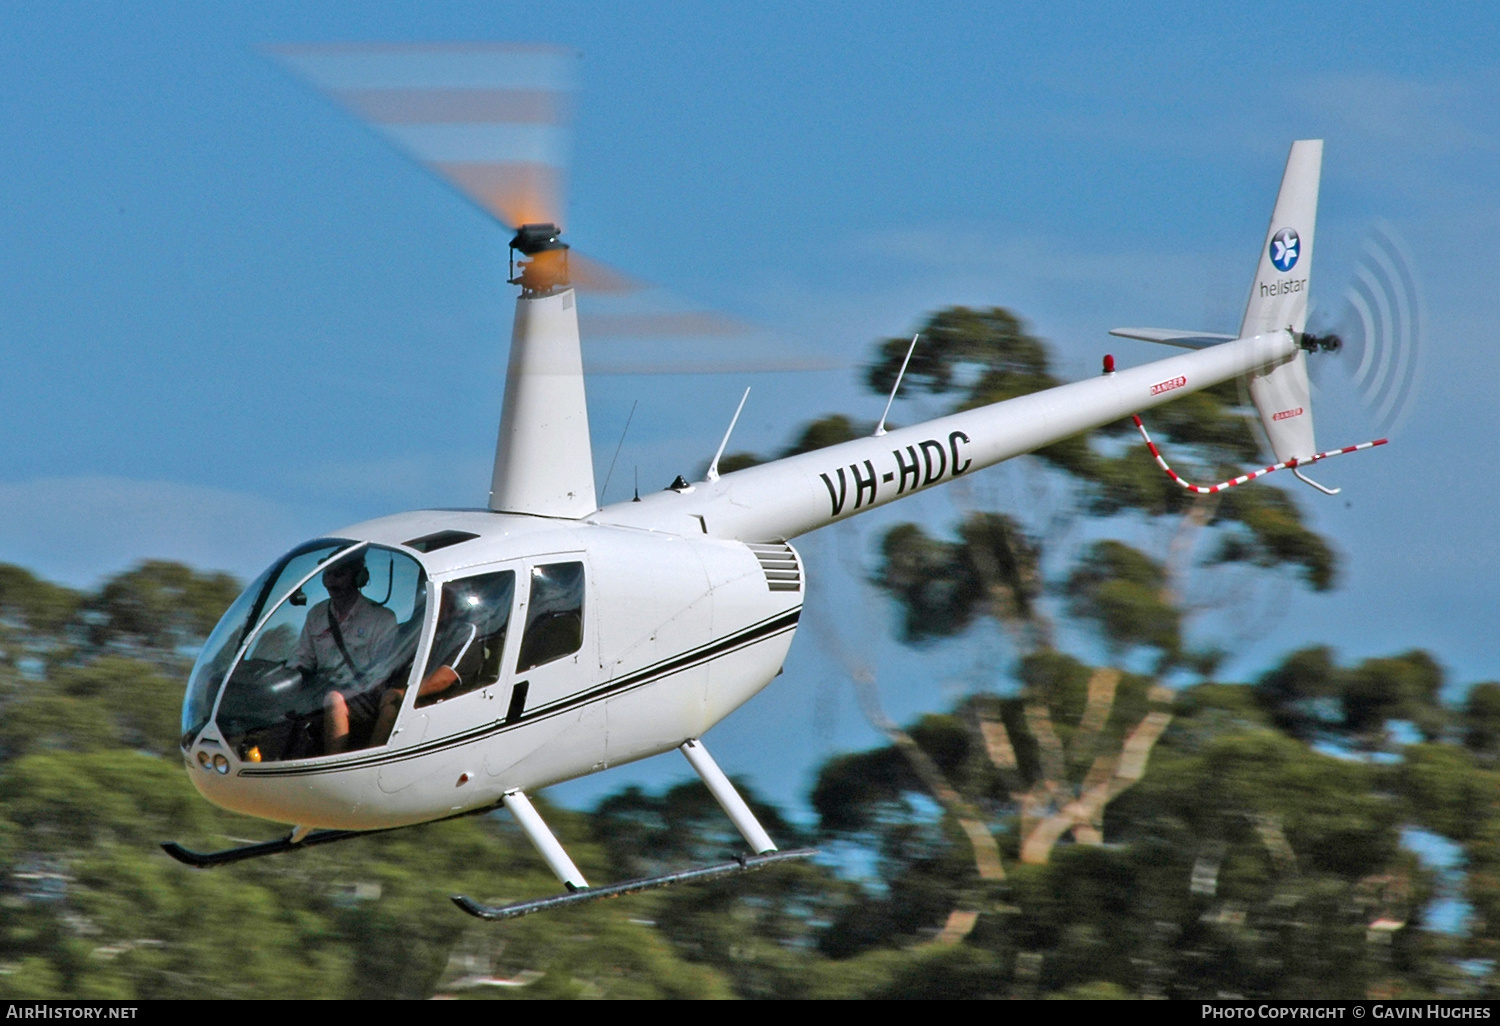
xmin=417 ymin=570 xmax=516 ymax=708
xmin=516 ymin=561 xmax=585 ymax=672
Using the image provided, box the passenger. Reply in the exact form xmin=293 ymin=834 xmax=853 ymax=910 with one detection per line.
xmin=420 ymin=591 xmax=489 ymax=701
xmin=290 ymin=553 xmax=397 ymax=755
xmin=363 ymin=590 xmax=486 ymax=746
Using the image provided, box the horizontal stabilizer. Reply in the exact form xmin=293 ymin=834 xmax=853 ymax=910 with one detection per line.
xmin=1109 ymin=327 xmax=1238 ymax=350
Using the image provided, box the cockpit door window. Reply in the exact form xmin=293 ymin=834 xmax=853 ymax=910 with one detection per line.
xmin=417 ymin=570 xmax=516 ymax=708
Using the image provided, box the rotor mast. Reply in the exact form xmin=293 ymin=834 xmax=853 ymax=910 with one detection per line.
xmin=488 ymin=224 xmax=598 ymax=518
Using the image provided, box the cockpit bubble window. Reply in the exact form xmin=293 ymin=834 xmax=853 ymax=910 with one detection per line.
xmin=214 ymin=545 xmax=428 ymax=763
xmin=417 ymin=570 xmax=515 ymax=708
xmin=181 ymin=537 xmax=353 ymax=747
xmin=516 ymin=561 xmax=585 ymax=673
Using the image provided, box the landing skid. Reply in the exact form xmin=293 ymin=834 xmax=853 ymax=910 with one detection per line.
xmin=161 ymin=804 xmax=499 ymax=869
xmin=452 ymin=848 xmax=818 ymax=920
xmin=162 ymin=829 xmax=372 ymax=868
xmin=163 ymin=739 xmax=803 ymax=923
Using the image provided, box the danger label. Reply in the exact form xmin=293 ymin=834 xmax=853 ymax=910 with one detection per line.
xmin=1272 ymin=407 xmax=1304 ymax=421
xmin=1150 ymin=376 xmax=1187 ymax=396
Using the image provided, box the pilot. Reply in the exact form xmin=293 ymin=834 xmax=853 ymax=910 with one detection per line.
xmin=290 ymin=553 xmax=398 ymax=755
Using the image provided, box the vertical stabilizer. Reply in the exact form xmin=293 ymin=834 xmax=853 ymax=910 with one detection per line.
xmin=489 ymin=288 xmax=598 ymax=517
xmin=1242 ymin=139 xmax=1322 ymax=462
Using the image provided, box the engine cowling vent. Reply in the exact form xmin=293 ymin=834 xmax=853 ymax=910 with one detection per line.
xmin=748 ymin=542 xmax=802 ymax=592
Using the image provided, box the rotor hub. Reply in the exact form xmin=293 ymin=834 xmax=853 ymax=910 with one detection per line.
xmin=509 ymin=223 xmax=571 ymax=295
xmin=1298 ymin=331 xmax=1343 ymax=354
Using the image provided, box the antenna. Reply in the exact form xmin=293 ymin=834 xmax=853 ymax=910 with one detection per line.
xmin=600 ymin=400 xmax=638 ymax=503
xmin=706 ymin=387 xmax=751 ymax=482
xmin=874 ymin=334 xmax=920 ymax=437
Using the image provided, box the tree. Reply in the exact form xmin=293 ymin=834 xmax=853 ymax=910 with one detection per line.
xmin=717 ymin=305 xmax=1378 ymax=957
xmin=0 ymin=560 xmax=735 ymax=1000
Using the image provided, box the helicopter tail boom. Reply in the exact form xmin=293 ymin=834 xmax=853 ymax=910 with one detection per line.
xmin=600 ymin=328 xmax=1301 ymax=543
xmin=596 ymin=141 xmax=1344 ymax=539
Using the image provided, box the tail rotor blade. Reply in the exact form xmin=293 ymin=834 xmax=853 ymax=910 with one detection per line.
xmin=1332 ymin=224 xmax=1426 ymax=434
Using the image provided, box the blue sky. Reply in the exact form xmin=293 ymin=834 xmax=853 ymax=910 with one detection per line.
xmin=2 ymin=2 xmax=1497 ymax=814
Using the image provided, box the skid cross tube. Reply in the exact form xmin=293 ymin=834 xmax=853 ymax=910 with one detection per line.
xmin=680 ymin=738 xmax=776 ymax=853
xmin=503 ymin=789 xmax=589 ymax=890
xmin=452 ymin=740 xmax=809 ymax=920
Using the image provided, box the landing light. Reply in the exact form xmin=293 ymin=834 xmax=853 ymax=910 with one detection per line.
xmin=213 ymin=754 xmax=230 ymax=775
xmin=196 ymin=751 xmax=211 ymax=771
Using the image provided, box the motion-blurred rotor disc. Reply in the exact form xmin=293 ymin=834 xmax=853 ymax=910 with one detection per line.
xmin=270 ymin=42 xmax=835 ymax=375
xmin=1323 ymin=224 xmax=1426 ymax=434
xmin=270 ymin=43 xmax=576 ymax=231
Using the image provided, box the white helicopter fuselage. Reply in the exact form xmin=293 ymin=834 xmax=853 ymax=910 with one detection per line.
xmin=183 ymin=323 xmax=1298 ymax=832
xmin=187 ymin=508 xmax=803 ymax=830
xmin=180 ymin=140 xmax=1329 ymax=838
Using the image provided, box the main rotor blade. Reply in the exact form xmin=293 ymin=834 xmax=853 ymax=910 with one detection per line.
xmin=269 ymin=43 xmax=577 ymax=229
xmin=579 ymin=311 xmax=748 ymax=337
xmin=568 ymin=251 xmax=645 ymax=294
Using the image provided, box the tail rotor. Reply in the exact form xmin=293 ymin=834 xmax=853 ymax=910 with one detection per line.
xmin=1303 ymin=223 xmax=1426 ymax=435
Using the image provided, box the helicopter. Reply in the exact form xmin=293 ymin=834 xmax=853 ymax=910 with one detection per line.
xmin=165 ymin=46 xmax=1384 ymax=920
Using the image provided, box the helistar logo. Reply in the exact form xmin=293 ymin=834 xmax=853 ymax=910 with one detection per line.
xmin=1270 ymin=227 xmax=1300 ymax=272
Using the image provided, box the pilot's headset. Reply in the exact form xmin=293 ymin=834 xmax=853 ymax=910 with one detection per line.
xmin=291 ymin=551 xmax=370 ymax=607
xmin=325 ymin=551 xmax=371 ymax=590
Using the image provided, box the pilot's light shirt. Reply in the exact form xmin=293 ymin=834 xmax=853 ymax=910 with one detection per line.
xmin=293 ymin=595 xmax=397 ymax=691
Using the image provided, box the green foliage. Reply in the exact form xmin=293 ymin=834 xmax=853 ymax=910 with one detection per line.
xmin=715 ymin=451 xmax=764 ymax=474
xmin=812 ymin=712 xmax=994 ymax=835
xmin=1254 ymin=648 xmax=1449 ymax=749
xmin=779 ymin=414 xmax=867 ymax=456
xmin=867 ymin=307 xmax=1055 ymax=401
xmin=0 ymin=565 xmax=81 ymax=635
xmin=0 ymin=554 xmax=1495 ymax=998
xmin=83 ymin=560 xmax=241 ymax=657
xmin=1065 ymin=541 xmax=1180 ymax=660
xmin=1399 ymin=743 xmax=1500 ymax=844
xmin=1463 ymin=682 xmax=1500 ymax=757
xmin=1213 ymin=485 xmax=1338 ymax=592
xmin=593 ymin=779 xmax=805 ymax=878
xmin=589 ymin=781 xmax=852 ymax=998
xmin=0 ymin=745 xmax=734 ymax=999
xmin=873 ymin=513 xmax=1039 ymax=642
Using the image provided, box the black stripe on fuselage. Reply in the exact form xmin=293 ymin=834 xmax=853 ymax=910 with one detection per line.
xmin=237 ymin=606 xmax=801 ymax=778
